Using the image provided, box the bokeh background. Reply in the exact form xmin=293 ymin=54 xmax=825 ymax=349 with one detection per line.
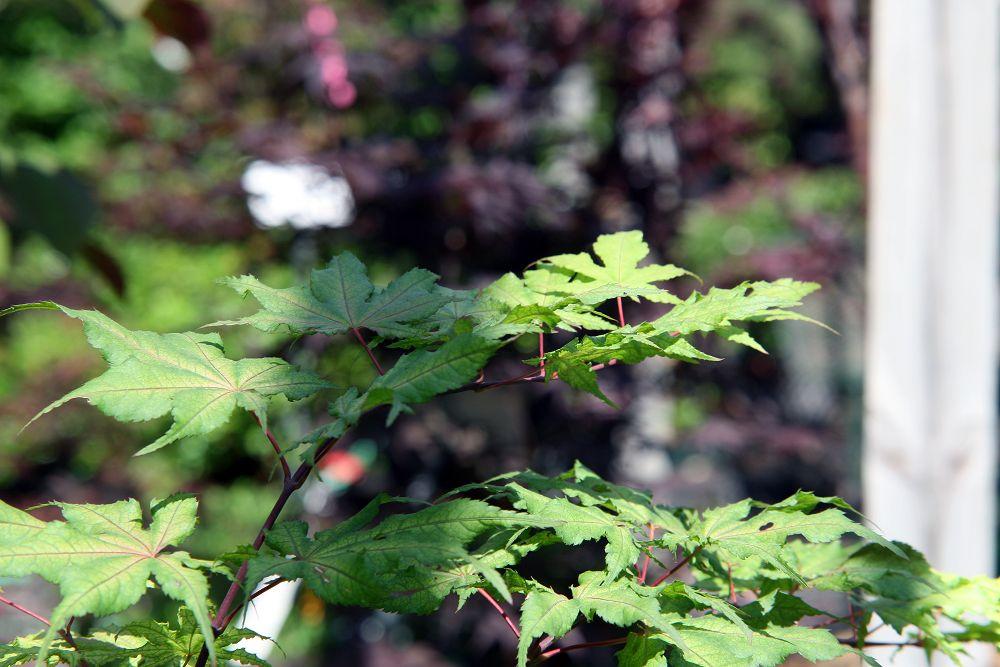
xmin=0 ymin=0 xmax=901 ymax=664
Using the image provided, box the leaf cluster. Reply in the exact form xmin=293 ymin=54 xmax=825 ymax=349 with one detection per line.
xmin=0 ymin=608 xmax=270 ymax=666
xmin=2 ymin=230 xmax=994 ymax=667
xmin=244 ymin=463 xmax=1000 ymax=666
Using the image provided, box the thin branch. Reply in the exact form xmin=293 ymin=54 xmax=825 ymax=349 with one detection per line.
xmin=727 ymin=563 xmax=736 ymax=603
xmin=538 ymin=333 xmax=545 ymax=370
xmin=477 ymin=588 xmax=520 ymax=638
xmin=814 ymin=614 xmax=849 ymax=628
xmin=253 ymin=413 xmax=290 ymax=480
xmin=651 ymin=545 xmax=702 ymax=586
xmin=533 ymin=636 xmax=629 ymax=663
xmin=616 ymin=296 xmax=626 ymax=327
xmin=61 ymin=618 xmax=84 ymax=661
xmin=194 ymin=434 xmax=342 ymax=667
xmin=842 ymin=640 xmax=923 ymax=648
xmin=0 ymin=595 xmax=86 ymax=662
xmin=638 ymin=524 xmax=654 ymax=584
xmin=0 ymin=594 xmax=52 ymax=627
xmin=351 ymin=327 xmax=385 ymax=375
xmin=437 ymin=366 xmax=547 ymax=396
xmin=221 ymin=577 xmax=290 ymax=629
xmin=446 ymin=358 xmax=619 ymax=396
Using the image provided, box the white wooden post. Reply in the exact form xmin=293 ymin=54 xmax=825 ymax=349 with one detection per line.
xmin=865 ymin=0 xmax=1000 ymax=664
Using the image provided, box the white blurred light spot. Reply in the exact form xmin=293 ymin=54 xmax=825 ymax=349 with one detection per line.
xmin=359 ymin=616 xmax=386 ymax=643
xmin=722 ymin=225 xmax=754 ymax=256
xmin=242 ymin=160 xmax=355 ymax=230
xmin=551 ymin=63 xmax=596 ymax=129
xmin=151 ymin=37 xmax=192 ymax=73
xmin=235 ymin=578 xmax=300 ymax=660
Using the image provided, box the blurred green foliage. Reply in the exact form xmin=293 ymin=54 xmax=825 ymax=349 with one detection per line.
xmin=0 ymin=0 xmax=868 ymax=663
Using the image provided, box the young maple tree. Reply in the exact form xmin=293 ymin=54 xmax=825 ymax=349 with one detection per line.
xmin=1 ymin=231 xmax=998 ymax=666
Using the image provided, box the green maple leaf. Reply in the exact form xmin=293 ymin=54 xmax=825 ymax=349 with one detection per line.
xmin=572 ymin=572 xmax=687 ymax=644
xmin=541 ymin=324 xmax=718 ymax=404
xmin=3 ymin=303 xmax=328 ymax=456
xmin=793 ymin=542 xmax=927 ymax=596
xmin=617 ymin=633 xmax=670 ymax=667
xmin=0 ymin=496 xmax=215 ymax=666
xmin=540 ymin=278 xmax=822 ymax=404
xmin=507 ymin=484 xmax=641 ymax=581
xmin=0 ymin=633 xmax=130 ymax=666
xmin=741 ymin=590 xmax=828 ymax=627
xmin=517 ymin=585 xmax=580 ymax=667
xmin=365 ymin=334 xmax=500 ymax=423
xmin=218 ymin=252 xmax=448 ymax=339
xmin=246 ymin=497 xmax=547 ymax=616
xmin=656 ymin=581 xmax=750 ymax=638
xmin=0 ymin=609 xmax=269 ymax=667
xmin=690 ymin=499 xmax=903 ymax=583
xmin=311 ymin=334 xmax=500 ymax=440
xmin=541 ymin=231 xmax=691 ymax=305
xmin=516 ymin=572 xmax=691 ymax=667
xmin=665 ymin=615 xmax=848 ymax=667
xmin=653 ymin=279 xmax=823 ymax=352
xmin=118 ymin=606 xmax=272 ymax=667
xmin=483 ymin=271 xmax=616 ymax=333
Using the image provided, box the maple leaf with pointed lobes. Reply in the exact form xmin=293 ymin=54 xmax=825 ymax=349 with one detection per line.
xmin=741 ymin=590 xmax=829 ymax=628
xmin=541 ymin=324 xmax=719 ymax=405
xmin=1 ymin=302 xmax=329 ymax=456
xmin=245 ymin=497 xmax=549 ymax=617
xmin=617 ymin=633 xmax=670 ymax=667
xmin=116 ymin=607 xmax=272 ymax=667
xmin=0 ymin=608 xmax=271 ymax=667
xmin=571 ymin=572 xmax=688 ymax=645
xmin=516 ymin=572 xmax=691 ymax=667
xmin=662 ymin=615 xmax=851 ymax=667
xmin=483 ymin=271 xmax=616 ymax=333
xmin=539 ymin=277 xmax=823 ymax=404
xmin=506 ymin=484 xmax=641 ymax=582
xmin=516 ymin=585 xmax=580 ymax=667
xmin=0 ymin=633 xmax=130 ymax=667
xmin=0 ymin=496 xmax=215 ymax=666
xmin=217 ymin=251 xmax=449 ymax=339
xmin=366 ymin=334 xmax=500 ymax=423
xmin=689 ymin=498 xmax=904 ymax=583
xmin=654 ymin=278 xmax=824 ymax=353
xmin=541 ymin=230 xmax=692 ymax=305
xmin=304 ymin=334 xmax=499 ymax=445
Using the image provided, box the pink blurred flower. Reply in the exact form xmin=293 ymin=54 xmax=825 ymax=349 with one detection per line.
xmin=305 ymin=4 xmax=337 ymax=37
xmin=320 ymin=55 xmax=348 ymax=85
xmin=328 ymin=81 xmax=357 ymax=108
